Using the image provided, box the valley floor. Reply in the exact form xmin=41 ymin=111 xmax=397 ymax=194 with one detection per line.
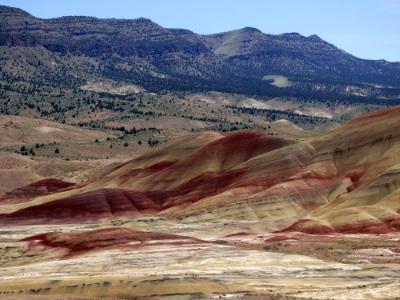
xmin=0 ymin=219 xmax=400 ymax=299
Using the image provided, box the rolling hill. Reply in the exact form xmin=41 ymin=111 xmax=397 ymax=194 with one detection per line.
xmin=2 ymin=105 xmax=400 ymax=234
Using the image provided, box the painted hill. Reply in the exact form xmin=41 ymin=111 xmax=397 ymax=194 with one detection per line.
xmin=22 ymin=227 xmax=204 ymax=257
xmin=1 ymin=105 xmax=400 ymax=234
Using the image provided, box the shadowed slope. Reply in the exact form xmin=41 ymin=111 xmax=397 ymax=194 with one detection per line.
xmin=0 ymin=189 xmax=166 ymax=224
xmin=0 ymin=179 xmax=75 ymax=204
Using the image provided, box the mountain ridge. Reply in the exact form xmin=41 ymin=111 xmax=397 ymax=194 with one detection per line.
xmin=1 ymin=4 xmax=400 ymax=102
xmin=0 ymin=4 xmax=389 ymax=61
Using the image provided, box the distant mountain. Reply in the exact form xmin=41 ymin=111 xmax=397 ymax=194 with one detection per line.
xmin=1 ymin=4 xmax=400 ymax=102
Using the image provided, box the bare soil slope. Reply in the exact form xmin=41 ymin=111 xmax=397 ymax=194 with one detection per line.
xmin=2 ymin=106 xmax=400 ymax=234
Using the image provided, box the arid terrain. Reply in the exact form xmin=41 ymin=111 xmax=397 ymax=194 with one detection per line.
xmin=0 ymin=105 xmax=400 ymax=299
xmin=1 ymin=3 xmax=400 ymax=299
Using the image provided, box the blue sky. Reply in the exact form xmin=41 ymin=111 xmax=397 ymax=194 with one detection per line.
xmin=1 ymin=0 xmax=400 ymax=62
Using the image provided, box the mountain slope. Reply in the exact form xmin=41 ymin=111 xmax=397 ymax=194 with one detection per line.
xmin=1 ymin=5 xmax=400 ymax=101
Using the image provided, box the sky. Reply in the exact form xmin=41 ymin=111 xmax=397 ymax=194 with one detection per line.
xmin=1 ymin=0 xmax=400 ymax=62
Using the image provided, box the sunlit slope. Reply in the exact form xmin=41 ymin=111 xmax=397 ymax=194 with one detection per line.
xmin=288 ymin=106 xmax=400 ymax=233
xmin=2 ymin=106 xmax=400 ymax=233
